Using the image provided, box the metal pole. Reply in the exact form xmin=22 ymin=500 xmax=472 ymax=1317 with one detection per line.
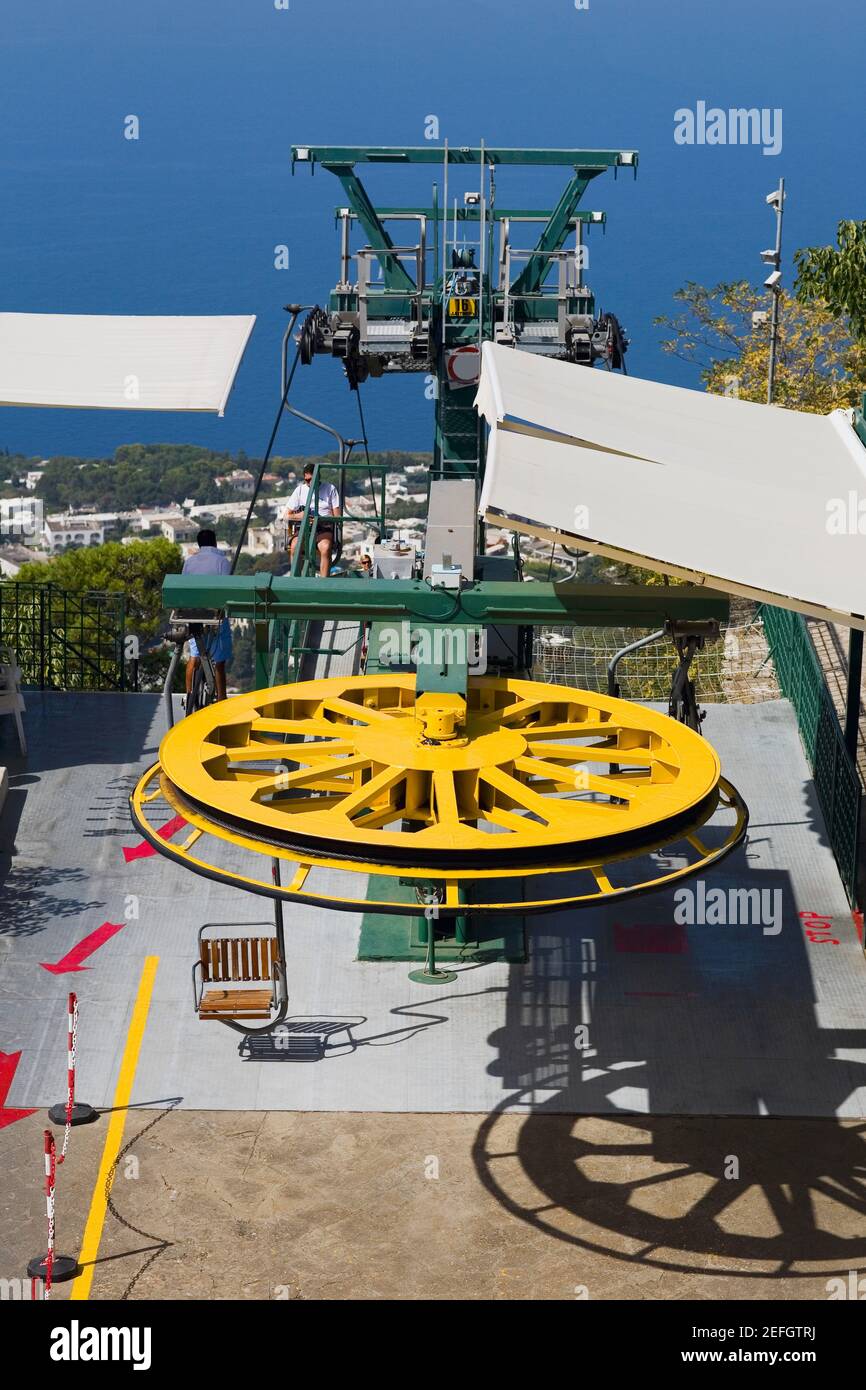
xmin=767 ymin=177 xmax=785 ymax=405
xmin=845 ymin=627 xmax=863 ymax=762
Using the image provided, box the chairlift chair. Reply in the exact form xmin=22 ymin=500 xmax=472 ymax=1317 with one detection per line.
xmin=193 ymin=919 xmax=288 ymax=1034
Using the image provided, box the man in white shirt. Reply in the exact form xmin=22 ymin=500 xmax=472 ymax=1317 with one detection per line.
xmin=181 ymin=529 xmax=232 ymax=701
xmin=285 ymin=464 xmax=341 ymax=577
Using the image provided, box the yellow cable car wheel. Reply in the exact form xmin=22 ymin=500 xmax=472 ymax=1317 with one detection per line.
xmin=130 ymin=674 xmax=748 ymax=916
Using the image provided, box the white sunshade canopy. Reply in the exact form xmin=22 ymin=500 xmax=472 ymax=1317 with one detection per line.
xmin=477 ymin=342 xmax=866 ymax=630
xmin=0 ymin=312 xmax=256 ymax=415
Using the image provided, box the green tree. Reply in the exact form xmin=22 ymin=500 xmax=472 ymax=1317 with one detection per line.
xmin=15 ymin=537 xmax=181 ymax=639
xmin=654 ymin=279 xmax=866 ymax=412
xmin=795 ymin=220 xmax=866 ymax=344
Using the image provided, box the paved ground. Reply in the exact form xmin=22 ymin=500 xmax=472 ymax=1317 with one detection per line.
xmin=1 ymin=693 xmax=864 ymax=1117
xmin=4 ymin=1107 xmax=866 ymax=1300
xmin=2 ymin=689 xmax=866 ymax=1301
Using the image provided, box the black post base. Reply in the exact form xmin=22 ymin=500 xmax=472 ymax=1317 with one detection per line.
xmin=27 ymin=1254 xmax=79 ymax=1282
xmin=48 ymin=1102 xmax=98 ymax=1126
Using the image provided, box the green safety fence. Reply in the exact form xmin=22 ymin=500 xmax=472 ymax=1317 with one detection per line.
xmin=761 ymin=604 xmax=862 ymax=906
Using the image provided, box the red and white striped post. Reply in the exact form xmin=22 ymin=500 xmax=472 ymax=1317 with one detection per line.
xmin=27 ymin=1129 xmax=78 ymax=1291
xmin=49 ymin=992 xmax=97 ymax=1140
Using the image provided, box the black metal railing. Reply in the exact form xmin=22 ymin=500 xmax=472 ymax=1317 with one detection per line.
xmin=0 ymin=581 xmax=128 ymax=691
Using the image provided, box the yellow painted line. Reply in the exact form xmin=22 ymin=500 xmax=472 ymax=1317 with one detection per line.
xmin=70 ymin=955 xmax=159 ymax=1300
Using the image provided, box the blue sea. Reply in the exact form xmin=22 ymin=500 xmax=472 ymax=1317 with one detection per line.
xmin=1 ymin=0 xmax=861 ymax=461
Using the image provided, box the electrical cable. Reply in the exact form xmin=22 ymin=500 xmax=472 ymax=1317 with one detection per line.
xmin=230 ymin=313 xmax=311 ymax=574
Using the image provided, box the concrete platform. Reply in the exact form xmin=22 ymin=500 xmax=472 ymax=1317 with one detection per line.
xmin=1 ymin=692 xmax=865 ymax=1118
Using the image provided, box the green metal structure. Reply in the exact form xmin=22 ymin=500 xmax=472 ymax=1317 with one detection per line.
xmin=161 ymin=140 xmax=751 ymax=967
xmin=292 ymin=143 xmax=636 ymax=483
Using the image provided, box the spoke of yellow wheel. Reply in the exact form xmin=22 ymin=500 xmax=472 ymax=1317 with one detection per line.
xmin=221 ymin=738 xmax=358 ymax=764
xmin=179 ymin=827 xmax=203 ymax=852
xmin=522 ymin=720 xmax=618 ymax=738
xmin=333 ymin=764 xmax=407 ymax=818
xmin=589 ymin=865 xmax=614 ymax=893
xmin=267 ymin=753 xmax=371 ymax=791
xmin=433 ymin=769 xmax=461 ymax=824
xmin=686 ymin=832 xmax=710 ymax=856
xmin=514 ymin=754 xmax=639 ymax=800
xmin=473 ymin=697 xmax=546 ymax=730
xmin=483 ymin=806 xmax=555 ymax=837
xmin=529 ymin=742 xmax=666 ymax=770
xmin=352 ymin=805 xmax=410 ymax=830
xmin=320 ymin=696 xmax=400 ymax=725
xmin=219 ymin=768 xmax=290 ymax=786
xmin=480 ymin=766 xmax=593 ymax=825
xmin=514 ymin=755 xmax=643 ymax=804
xmin=288 ymin=863 xmax=310 ymax=892
xmin=252 ymin=717 xmax=337 ymax=737
xmin=270 ymin=795 xmax=344 ymax=816
xmin=292 ymin=739 xmax=357 ymax=759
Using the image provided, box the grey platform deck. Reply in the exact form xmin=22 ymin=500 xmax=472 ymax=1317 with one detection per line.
xmin=1 ymin=691 xmax=865 ymax=1117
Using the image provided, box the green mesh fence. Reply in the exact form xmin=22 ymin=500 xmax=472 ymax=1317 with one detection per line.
xmin=762 ymin=604 xmax=861 ymax=906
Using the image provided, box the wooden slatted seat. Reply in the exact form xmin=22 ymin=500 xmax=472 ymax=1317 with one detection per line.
xmin=199 ymin=988 xmax=274 ymax=1020
xmin=193 ymin=927 xmax=285 ymax=1023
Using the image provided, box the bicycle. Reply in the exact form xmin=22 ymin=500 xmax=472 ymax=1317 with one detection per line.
xmin=162 ymin=609 xmax=223 ymax=729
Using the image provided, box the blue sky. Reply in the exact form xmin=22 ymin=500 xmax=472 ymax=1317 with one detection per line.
xmin=1 ymin=0 xmax=863 ymax=459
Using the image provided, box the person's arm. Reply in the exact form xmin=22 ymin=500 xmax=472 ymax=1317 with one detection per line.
xmin=285 ymin=486 xmax=306 ymax=522
xmin=328 ymin=484 xmax=341 ymax=518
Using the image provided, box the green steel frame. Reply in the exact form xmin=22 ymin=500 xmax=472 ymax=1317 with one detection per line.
xmin=163 ymin=574 xmax=728 ymax=630
xmin=293 ymin=143 xmax=638 ymax=482
xmin=261 ymin=459 xmax=389 ymax=687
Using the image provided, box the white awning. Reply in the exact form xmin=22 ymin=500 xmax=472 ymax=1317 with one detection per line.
xmin=0 ymin=312 xmax=256 ymax=415
xmin=477 ymin=342 xmax=866 ymax=630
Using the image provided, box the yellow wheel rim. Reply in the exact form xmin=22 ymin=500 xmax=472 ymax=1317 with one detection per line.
xmin=157 ymin=674 xmax=722 ymax=870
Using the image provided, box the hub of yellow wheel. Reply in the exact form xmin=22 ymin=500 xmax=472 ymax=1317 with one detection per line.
xmin=154 ymin=673 xmax=725 ymax=871
xmin=415 ymin=691 xmax=467 ymax=744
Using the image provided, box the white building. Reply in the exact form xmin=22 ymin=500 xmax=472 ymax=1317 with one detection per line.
xmin=160 ymin=515 xmax=198 ymax=545
xmin=43 ymin=518 xmax=105 ymax=551
xmin=0 ymin=544 xmax=44 ymax=577
xmin=242 ymin=527 xmax=276 ymax=557
xmin=215 ymin=468 xmax=255 ymax=496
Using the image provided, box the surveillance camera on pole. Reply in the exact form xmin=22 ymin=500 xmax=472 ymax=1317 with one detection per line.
xmin=762 ymin=178 xmax=785 ymax=404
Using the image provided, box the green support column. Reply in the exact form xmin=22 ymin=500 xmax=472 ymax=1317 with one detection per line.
xmin=254 ymin=621 xmax=270 ymax=689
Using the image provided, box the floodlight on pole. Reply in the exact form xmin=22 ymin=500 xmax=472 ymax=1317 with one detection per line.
xmin=763 ymin=178 xmax=785 ymax=405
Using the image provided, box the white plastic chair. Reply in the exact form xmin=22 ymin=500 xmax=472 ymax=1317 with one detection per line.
xmin=0 ymin=646 xmax=26 ymax=755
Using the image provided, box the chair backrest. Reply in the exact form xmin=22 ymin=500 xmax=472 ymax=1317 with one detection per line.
xmin=200 ymin=936 xmax=280 ymax=984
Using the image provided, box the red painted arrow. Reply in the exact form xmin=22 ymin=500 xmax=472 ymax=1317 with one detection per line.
xmin=123 ymin=813 xmax=188 ymax=863
xmin=0 ymin=1052 xmax=36 ymax=1130
xmin=40 ymin=921 xmax=125 ymax=975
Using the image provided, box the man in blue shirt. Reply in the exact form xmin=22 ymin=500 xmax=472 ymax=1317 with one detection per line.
xmin=181 ymin=529 xmax=233 ymax=701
